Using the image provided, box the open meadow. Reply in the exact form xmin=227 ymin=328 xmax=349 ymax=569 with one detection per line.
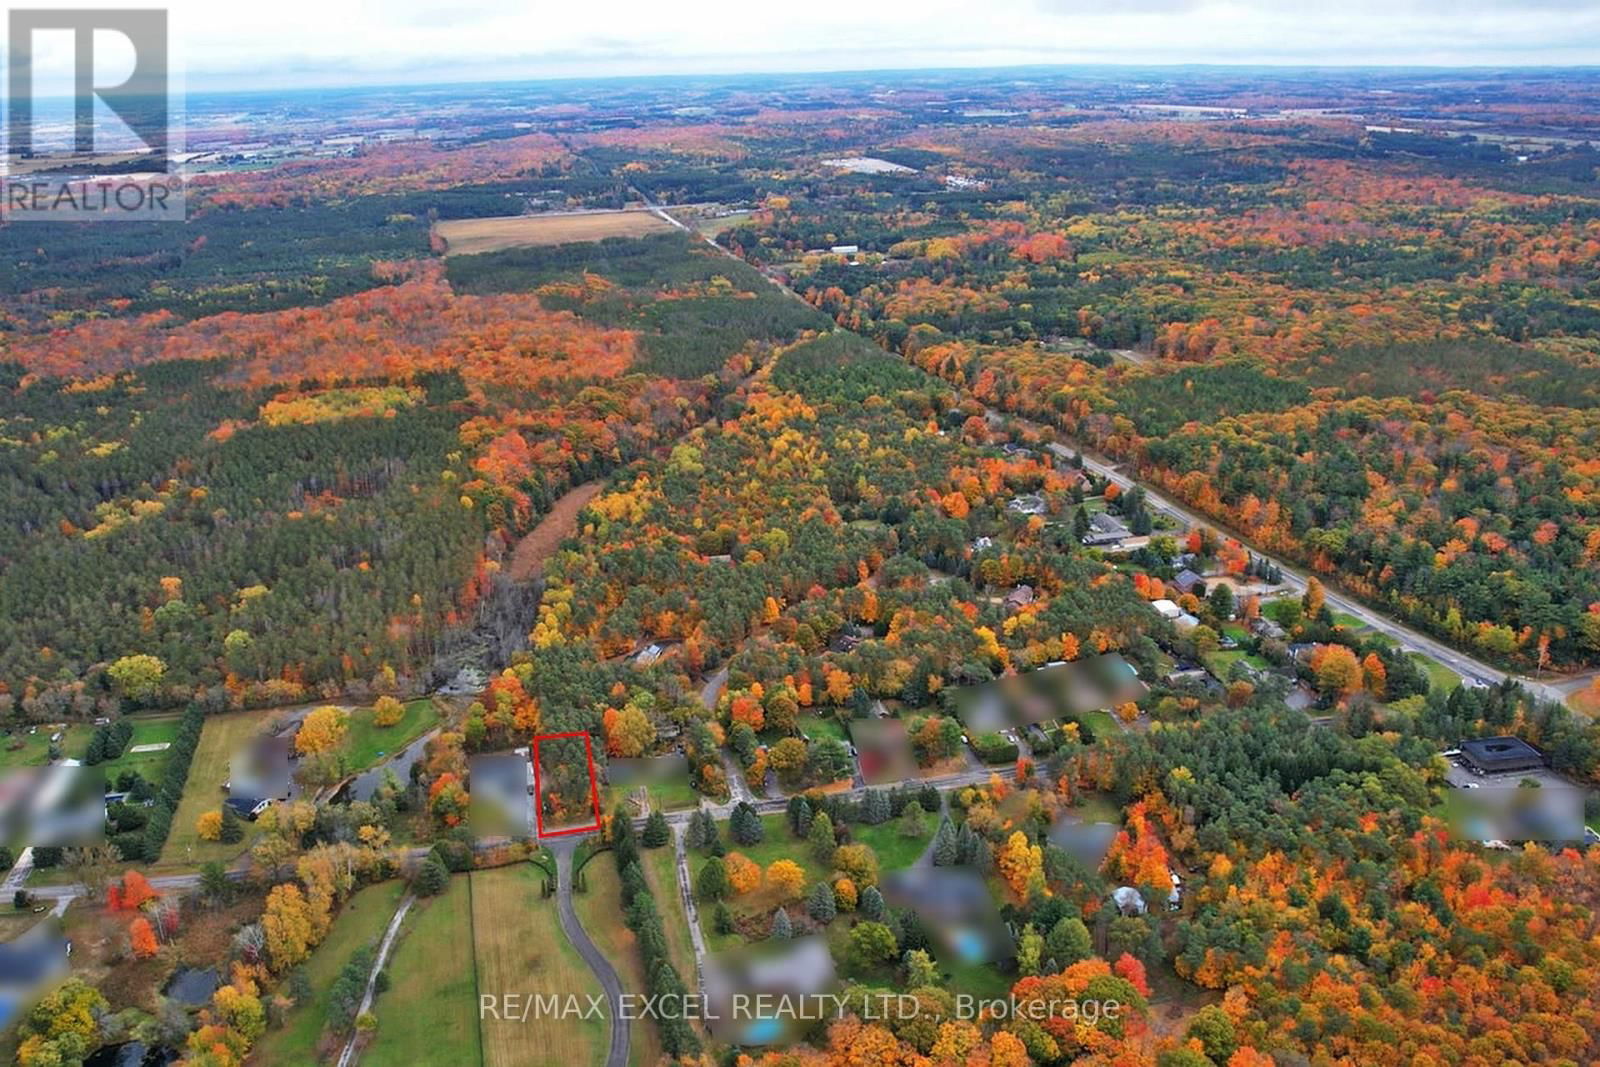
xmin=435 ymin=210 xmax=674 ymax=255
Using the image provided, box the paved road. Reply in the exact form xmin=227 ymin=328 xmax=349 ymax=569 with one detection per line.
xmin=699 ymin=666 xmax=729 ymax=711
xmin=1026 ymin=412 xmax=1575 ymax=705
xmin=551 ymin=838 xmax=629 ymax=1067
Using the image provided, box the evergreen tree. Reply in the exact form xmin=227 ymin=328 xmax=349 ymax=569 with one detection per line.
xmin=787 ymin=794 xmax=813 ymax=836
xmin=712 ymin=902 xmax=734 ymax=936
xmin=932 ymin=820 xmax=958 ymax=866
xmin=414 ymin=854 xmax=449 ymax=896
xmin=806 ymin=881 xmax=837 ymax=923
xmin=684 ymin=807 xmax=708 ymax=850
xmin=955 ymin=824 xmax=979 ymax=865
xmin=770 ymin=907 xmax=792 ymax=940
xmin=862 ymin=788 xmax=890 ymax=825
xmin=729 ymin=802 xmax=764 ymax=846
xmin=642 ymin=810 xmax=670 ymax=848
xmin=696 ymin=856 xmax=729 ymax=901
xmin=859 ymin=885 xmax=885 ymax=922
xmin=918 ymin=784 xmax=941 ymax=814
xmin=218 ymin=803 xmax=245 ymax=844
xmin=808 ymin=811 xmax=835 ymax=864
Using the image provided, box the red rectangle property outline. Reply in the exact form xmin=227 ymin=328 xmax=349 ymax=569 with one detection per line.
xmin=531 ymin=731 xmax=603 ymax=838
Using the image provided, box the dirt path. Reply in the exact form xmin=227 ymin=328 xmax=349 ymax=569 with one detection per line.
xmin=507 ymin=480 xmax=604 ymax=581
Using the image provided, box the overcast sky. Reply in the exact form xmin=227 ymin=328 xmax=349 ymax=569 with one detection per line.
xmin=11 ymin=0 xmax=1600 ymax=93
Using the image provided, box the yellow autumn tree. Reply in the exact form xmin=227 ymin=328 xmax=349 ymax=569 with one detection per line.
xmin=766 ymin=859 xmax=806 ymax=902
xmin=997 ymin=831 xmax=1044 ymax=898
xmin=196 ymin=810 xmax=223 ymax=841
xmin=295 ymin=705 xmax=349 ymax=755
xmin=372 ymin=695 xmax=404 ymax=727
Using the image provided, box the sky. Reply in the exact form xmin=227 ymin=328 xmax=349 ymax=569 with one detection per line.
xmin=7 ymin=0 xmax=1600 ymax=93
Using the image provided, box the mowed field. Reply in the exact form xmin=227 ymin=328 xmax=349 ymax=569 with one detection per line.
xmin=158 ymin=706 xmax=283 ymax=868
xmin=250 ymin=880 xmax=406 ymax=1065
xmin=364 ymin=877 xmax=482 ymax=1067
xmin=474 ymin=864 xmax=606 ymax=1067
xmin=435 ymin=210 xmax=675 ymax=255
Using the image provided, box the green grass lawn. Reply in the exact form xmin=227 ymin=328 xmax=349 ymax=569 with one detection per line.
xmin=940 ymin=957 xmax=1012 ymax=999
xmin=1409 ymin=652 xmax=1462 ymax=694
xmin=158 ymin=707 xmax=282 ymax=869
xmin=717 ymin=814 xmax=821 ymax=874
xmin=796 ymin=715 xmax=848 ymax=743
xmin=365 ymin=876 xmax=482 ymax=1067
xmin=1067 ymin=791 xmax=1123 ymax=824
xmin=97 ymin=714 xmax=183 ymax=782
xmin=640 ymin=842 xmax=697 ymax=989
xmin=848 ymin=818 xmax=934 ymax=872
xmin=601 ymin=775 xmax=700 ymax=816
xmin=472 ymin=864 xmax=603 ymax=1067
xmin=252 ymin=880 xmax=406 ymax=1065
xmin=341 ymin=699 xmax=440 ymax=772
xmin=1331 ymin=611 xmax=1370 ymax=631
xmin=1078 ymin=708 xmax=1122 ymax=742
xmin=0 ymin=723 xmax=92 ymax=769
xmin=1202 ymin=649 xmax=1270 ymax=679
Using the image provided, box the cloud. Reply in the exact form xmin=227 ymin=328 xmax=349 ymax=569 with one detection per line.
xmin=15 ymin=0 xmax=1592 ymax=90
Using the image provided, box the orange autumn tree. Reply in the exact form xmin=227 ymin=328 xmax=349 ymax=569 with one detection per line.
xmin=725 ymin=852 xmax=761 ymax=895
xmin=129 ymin=916 xmax=158 ymax=958
xmin=108 ymin=870 xmax=158 ymax=911
xmin=1103 ymin=799 xmax=1171 ymax=889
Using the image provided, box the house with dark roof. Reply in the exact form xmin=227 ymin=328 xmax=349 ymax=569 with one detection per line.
xmin=1172 ymin=569 xmax=1203 ymax=595
xmin=1460 ymin=736 xmax=1547 ymax=775
xmin=223 ymin=796 xmax=272 ymax=820
xmin=1081 ymin=512 xmax=1130 ymax=546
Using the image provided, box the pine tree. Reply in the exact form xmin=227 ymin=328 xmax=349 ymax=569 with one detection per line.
xmin=918 ymin=784 xmax=941 ymax=814
xmin=642 ymin=810 xmax=669 ymax=848
xmin=730 ymin=802 xmax=764 ymax=846
xmin=955 ymin=824 xmax=979 ymax=865
xmin=684 ymin=807 xmax=708 ymax=850
xmin=770 ymin=907 xmax=792 ymax=940
xmin=858 ymin=885 xmax=885 ymax=922
xmin=862 ymin=788 xmax=890 ymax=825
xmin=932 ymin=820 xmax=958 ymax=866
xmin=806 ymin=881 xmax=836 ymax=923
xmin=787 ymin=795 xmax=813 ymax=837
xmin=696 ymin=856 xmax=729 ymax=901
xmin=414 ymin=854 xmax=449 ymax=896
xmin=219 ymin=803 xmax=244 ymax=844
xmin=808 ymin=811 xmax=835 ymax=864
xmin=712 ymin=902 xmax=734 ymax=935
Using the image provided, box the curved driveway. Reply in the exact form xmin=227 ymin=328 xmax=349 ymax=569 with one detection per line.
xmin=551 ymin=838 xmax=629 ymax=1067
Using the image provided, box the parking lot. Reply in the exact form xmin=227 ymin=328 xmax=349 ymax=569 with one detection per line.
xmin=1442 ymin=760 xmax=1573 ymax=791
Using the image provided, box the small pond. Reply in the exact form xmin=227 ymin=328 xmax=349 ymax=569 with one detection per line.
xmin=162 ymin=966 xmax=220 ymax=1006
